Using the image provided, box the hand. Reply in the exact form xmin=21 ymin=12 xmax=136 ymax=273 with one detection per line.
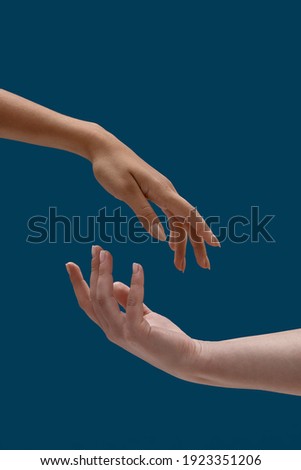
xmin=90 ymin=128 xmax=220 ymax=270
xmin=66 ymin=246 xmax=204 ymax=382
xmin=0 ymin=89 xmax=219 ymax=271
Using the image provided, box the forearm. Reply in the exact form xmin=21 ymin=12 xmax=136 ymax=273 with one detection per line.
xmin=0 ymin=89 xmax=107 ymax=160
xmin=197 ymin=329 xmax=301 ymax=395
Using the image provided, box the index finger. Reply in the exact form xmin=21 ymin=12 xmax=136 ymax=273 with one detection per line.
xmin=66 ymin=262 xmax=97 ymax=324
xmin=94 ymin=250 xmax=124 ymax=334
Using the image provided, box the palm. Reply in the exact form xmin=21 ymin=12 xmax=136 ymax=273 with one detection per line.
xmin=67 ymin=250 xmax=201 ymax=382
xmin=132 ymin=310 xmax=197 ymax=379
xmin=144 ymin=311 xmax=186 ymax=334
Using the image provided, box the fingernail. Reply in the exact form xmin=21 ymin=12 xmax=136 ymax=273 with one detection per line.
xmin=65 ymin=263 xmax=70 ymax=275
xmin=158 ymin=224 xmax=167 ymax=241
xmin=92 ymin=245 xmax=97 ymax=257
xmin=181 ymin=258 xmax=186 ymax=273
xmin=206 ymin=257 xmax=211 ymax=270
xmin=174 ymin=255 xmax=181 ymax=272
xmin=151 ymin=222 xmax=166 ymax=241
xmin=99 ymin=250 xmax=106 ymax=263
xmin=132 ymin=262 xmax=139 ymax=274
xmin=212 ymin=235 xmax=221 ymax=247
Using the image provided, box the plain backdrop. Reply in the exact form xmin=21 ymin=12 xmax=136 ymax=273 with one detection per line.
xmin=0 ymin=1 xmax=300 ymax=449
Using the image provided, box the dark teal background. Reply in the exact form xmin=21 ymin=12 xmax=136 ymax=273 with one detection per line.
xmin=0 ymin=2 xmax=300 ymax=449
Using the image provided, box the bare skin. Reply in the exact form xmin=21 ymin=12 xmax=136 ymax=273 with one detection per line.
xmin=0 ymin=89 xmax=220 ymax=270
xmin=66 ymin=246 xmax=301 ymax=396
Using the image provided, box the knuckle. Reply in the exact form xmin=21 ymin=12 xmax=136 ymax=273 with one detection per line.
xmin=139 ymin=204 xmax=155 ymax=220
xmin=123 ymin=324 xmax=136 ymax=343
xmin=130 ymin=277 xmax=141 ymax=288
xmin=77 ymin=299 xmax=85 ymax=310
xmin=90 ymin=290 xmax=97 ymax=303
xmin=158 ymin=176 xmax=174 ymax=192
xmin=121 ymin=178 xmax=135 ymax=197
xmin=96 ymin=293 xmax=107 ymax=305
xmin=105 ymin=330 xmax=116 ymax=343
xmin=162 ymin=176 xmax=173 ymax=189
xmin=106 ymin=327 xmax=122 ymax=344
xmin=127 ymin=294 xmax=137 ymax=307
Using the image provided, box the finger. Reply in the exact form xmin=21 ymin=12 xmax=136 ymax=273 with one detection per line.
xmin=66 ymin=262 xmax=97 ymax=323
xmin=169 ymin=226 xmax=178 ymax=253
xmin=187 ymin=224 xmax=210 ymax=269
xmin=126 ymin=183 xmax=166 ymax=241
xmin=163 ymin=209 xmax=177 ymax=252
xmin=164 ymin=210 xmax=187 ymax=272
xmin=165 ymin=209 xmax=209 ymax=270
xmin=95 ymin=250 xmax=123 ymax=331
xmin=126 ymin=263 xmax=145 ymax=323
xmin=164 ymin=192 xmax=220 ymax=247
xmin=174 ymin=230 xmax=187 ymax=272
xmin=90 ymin=245 xmax=102 ymax=302
xmin=113 ymin=281 xmax=150 ymax=314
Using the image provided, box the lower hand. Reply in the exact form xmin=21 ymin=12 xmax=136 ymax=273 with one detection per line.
xmin=66 ymin=246 xmax=204 ymax=382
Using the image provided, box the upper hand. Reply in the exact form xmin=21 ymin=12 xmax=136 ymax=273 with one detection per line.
xmin=90 ymin=129 xmax=220 ymax=270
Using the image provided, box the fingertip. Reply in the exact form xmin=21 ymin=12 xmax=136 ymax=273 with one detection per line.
xmin=195 ymin=257 xmax=208 ymax=270
xmin=92 ymin=244 xmax=103 ymax=257
xmin=211 ymin=234 xmax=220 ymax=246
xmin=127 ymin=263 xmax=145 ymax=318
xmin=113 ymin=281 xmax=123 ymax=288
xmin=99 ymin=249 xmax=112 ymax=265
xmin=99 ymin=249 xmax=106 ymax=263
xmin=91 ymin=246 xmax=101 ymax=274
xmin=150 ymin=222 xmax=166 ymax=241
xmin=131 ymin=262 xmax=144 ymax=284
xmin=182 ymin=257 xmax=186 ymax=273
xmin=65 ymin=262 xmax=78 ymax=274
xmin=65 ymin=263 xmax=84 ymax=286
xmin=207 ymin=235 xmax=221 ymax=248
xmin=98 ymin=250 xmax=114 ymax=279
xmin=174 ymin=245 xmax=187 ymax=272
xmin=174 ymin=257 xmax=183 ymax=272
xmin=132 ymin=262 xmax=140 ymax=274
xmin=113 ymin=281 xmax=130 ymax=292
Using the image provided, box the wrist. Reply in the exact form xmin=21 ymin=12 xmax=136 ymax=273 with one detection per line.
xmin=71 ymin=121 xmax=113 ymax=162
xmin=190 ymin=339 xmax=218 ymax=386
